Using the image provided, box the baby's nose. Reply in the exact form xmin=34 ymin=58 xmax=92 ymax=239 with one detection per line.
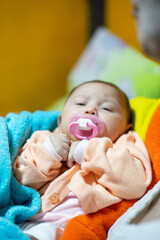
xmin=84 ymin=106 xmax=97 ymax=115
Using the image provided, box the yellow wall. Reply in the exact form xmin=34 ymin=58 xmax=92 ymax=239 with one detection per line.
xmin=0 ymin=0 xmax=89 ymax=116
xmin=0 ymin=0 xmax=140 ymax=116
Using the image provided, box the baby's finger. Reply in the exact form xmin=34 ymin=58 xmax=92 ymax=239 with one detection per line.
xmin=63 ymin=142 xmax=70 ymax=152
xmin=60 ymin=149 xmax=69 ymax=161
xmin=67 ymin=150 xmax=74 ymax=168
xmin=59 ymin=134 xmax=70 ymax=144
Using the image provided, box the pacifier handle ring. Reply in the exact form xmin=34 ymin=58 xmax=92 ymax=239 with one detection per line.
xmin=69 ymin=121 xmax=98 ymax=140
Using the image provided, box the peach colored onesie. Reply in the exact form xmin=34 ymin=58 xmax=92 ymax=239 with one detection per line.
xmin=13 ymin=129 xmax=152 ymax=217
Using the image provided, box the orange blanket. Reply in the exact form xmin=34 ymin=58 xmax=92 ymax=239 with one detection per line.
xmin=61 ymin=97 xmax=160 ymax=240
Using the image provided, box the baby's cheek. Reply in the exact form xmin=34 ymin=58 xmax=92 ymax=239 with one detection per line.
xmin=99 ymin=126 xmax=109 ymax=138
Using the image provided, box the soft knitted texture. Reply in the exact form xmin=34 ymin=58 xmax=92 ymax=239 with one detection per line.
xmin=60 ymin=97 xmax=160 ymax=240
xmin=0 ymin=110 xmax=60 ymax=239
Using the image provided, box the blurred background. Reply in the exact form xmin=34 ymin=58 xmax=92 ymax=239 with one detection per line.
xmin=0 ymin=0 xmax=143 ymax=116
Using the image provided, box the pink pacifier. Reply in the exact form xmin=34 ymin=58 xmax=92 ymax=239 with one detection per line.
xmin=69 ymin=114 xmax=104 ymax=140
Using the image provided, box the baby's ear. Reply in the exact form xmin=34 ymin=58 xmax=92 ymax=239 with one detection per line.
xmin=125 ymin=123 xmax=133 ymax=132
xmin=58 ymin=114 xmax=62 ymax=126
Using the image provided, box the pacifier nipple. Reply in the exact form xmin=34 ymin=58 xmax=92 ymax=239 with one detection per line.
xmin=69 ymin=115 xmax=104 ymax=140
xmin=77 ymin=118 xmax=92 ymax=130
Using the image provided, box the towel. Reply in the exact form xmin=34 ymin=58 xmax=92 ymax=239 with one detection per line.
xmin=0 ymin=110 xmax=60 ymax=240
xmin=60 ymin=97 xmax=160 ymax=240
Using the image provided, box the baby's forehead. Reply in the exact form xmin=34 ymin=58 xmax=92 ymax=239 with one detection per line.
xmin=71 ymin=82 xmax=123 ymax=100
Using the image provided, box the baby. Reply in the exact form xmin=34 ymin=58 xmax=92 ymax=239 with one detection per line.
xmin=13 ymin=80 xmax=152 ymax=240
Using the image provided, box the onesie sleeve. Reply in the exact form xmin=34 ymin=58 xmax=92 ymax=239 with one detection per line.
xmin=13 ymin=130 xmax=62 ymax=190
xmin=81 ymin=131 xmax=152 ymax=200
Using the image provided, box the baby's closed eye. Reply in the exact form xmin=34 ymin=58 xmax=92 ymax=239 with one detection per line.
xmin=76 ymin=102 xmax=86 ymax=106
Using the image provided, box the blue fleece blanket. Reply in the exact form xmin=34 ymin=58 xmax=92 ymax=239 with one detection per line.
xmin=0 ymin=110 xmax=60 ymax=240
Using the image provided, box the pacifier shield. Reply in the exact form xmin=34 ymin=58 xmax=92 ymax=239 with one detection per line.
xmin=69 ymin=115 xmax=104 ymax=140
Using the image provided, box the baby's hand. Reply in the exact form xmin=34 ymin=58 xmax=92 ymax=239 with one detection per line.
xmin=67 ymin=141 xmax=81 ymax=168
xmin=49 ymin=134 xmax=70 ymax=161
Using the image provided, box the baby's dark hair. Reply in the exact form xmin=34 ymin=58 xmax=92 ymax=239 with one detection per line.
xmin=66 ymin=80 xmax=132 ymax=124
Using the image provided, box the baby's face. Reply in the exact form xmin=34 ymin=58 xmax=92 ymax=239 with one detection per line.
xmin=58 ymin=82 xmax=129 ymax=142
xmin=131 ymin=0 xmax=160 ymax=60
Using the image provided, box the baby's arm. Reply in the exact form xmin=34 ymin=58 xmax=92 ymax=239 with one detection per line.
xmin=13 ymin=130 xmax=70 ymax=190
xmin=81 ymin=131 xmax=152 ymax=199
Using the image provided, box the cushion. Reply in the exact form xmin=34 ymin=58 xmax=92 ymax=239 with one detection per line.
xmin=68 ymin=27 xmax=160 ymax=99
xmin=48 ymin=27 xmax=160 ymax=111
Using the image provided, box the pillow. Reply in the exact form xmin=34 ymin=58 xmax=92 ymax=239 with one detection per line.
xmin=68 ymin=27 xmax=160 ymax=99
xmin=48 ymin=27 xmax=160 ymax=111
